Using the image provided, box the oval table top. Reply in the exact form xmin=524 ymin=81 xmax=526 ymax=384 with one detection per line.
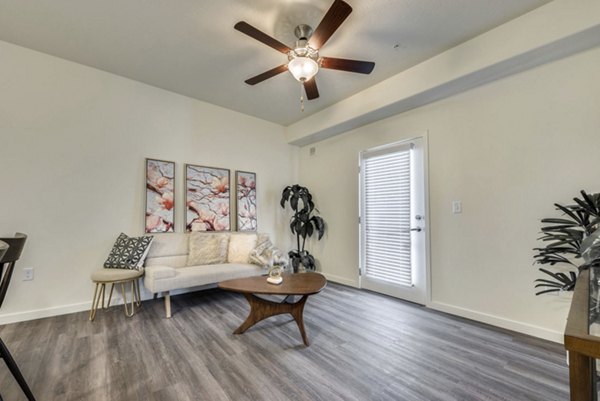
xmin=218 ymin=272 xmax=327 ymax=296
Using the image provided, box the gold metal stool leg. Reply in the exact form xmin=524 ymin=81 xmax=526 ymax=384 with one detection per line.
xmin=90 ymin=283 xmax=109 ymax=321
xmin=89 ymin=283 xmax=100 ymax=321
xmin=134 ymin=279 xmax=142 ymax=307
xmin=106 ymin=283 xmax=114 ymax=308
xmin=121 ymin=282 xmax=131 ymax=317
xmin=121 ymin=280 xmax=140 ymax=318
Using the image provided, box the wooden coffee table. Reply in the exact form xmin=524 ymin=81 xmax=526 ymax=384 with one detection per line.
xmin=218 ymin=272 xmax=327 ymax=346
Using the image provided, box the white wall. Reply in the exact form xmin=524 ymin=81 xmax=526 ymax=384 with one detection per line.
xmin=0 ymin=40 xmax=298 ymax=323
xmin=298 ymin=45 xmax=600 ymax=342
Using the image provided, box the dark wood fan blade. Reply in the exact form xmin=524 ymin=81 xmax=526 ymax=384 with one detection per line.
xmin=304 ymin=79 xmax=319 ymax=100
xmin=308 ymin=0 xmax=352 ymax=49
xmin=245 ymin=65 xmax=288 ymax=85
xmin=234 ymin=21 xmax=291 ymax=54
xmin=321 ymin=57 xmax=375 ymax=74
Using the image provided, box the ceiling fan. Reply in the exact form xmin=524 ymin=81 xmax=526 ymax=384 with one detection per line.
xmin=234 ymin=0 xmax=375 ymax=101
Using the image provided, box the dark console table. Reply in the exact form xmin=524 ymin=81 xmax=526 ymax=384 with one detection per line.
xmin=565 ymin=267 xmax=600 ymax=401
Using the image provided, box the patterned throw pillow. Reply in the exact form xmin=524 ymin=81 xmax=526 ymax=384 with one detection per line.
xmin=249 ymin=236 xmax=274 ymax=267
xmin=104 ymin=233 xmax=154 ymax=270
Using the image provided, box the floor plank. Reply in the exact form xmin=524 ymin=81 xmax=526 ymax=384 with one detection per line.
xmin=0 ymin=283 xmax=569 ymax=400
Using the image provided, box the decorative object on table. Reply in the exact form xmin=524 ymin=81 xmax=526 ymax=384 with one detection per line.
xmin=236 ymin=171 xmax=257 ymax=231
xmin=533 ymin=190 xmax=600 ymax=295
xmin=145 ymin=158 xmax=175 ymax=233
xmin=280 ymin=184 xmax=326 ymax=272
xmin=267 ymin=266 xmax=283 ymax=285
xmin=185 ymin=164 xmax=231 ymax=232
xmin=0 ymin=233 xmax=37 ymax=401
xmin=104 ymin=233 xmax=154 ymax=270
xmin=266 ymin=252 xmax=288 ymax=284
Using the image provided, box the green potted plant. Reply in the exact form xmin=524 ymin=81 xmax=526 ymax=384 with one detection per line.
xmin=280 ymin=184 xmax=326 ymax=272
xmin=534 ymin=190 xmax=600 ymax=295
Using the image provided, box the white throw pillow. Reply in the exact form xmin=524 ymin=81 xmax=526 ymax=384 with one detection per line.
xmin=227 ymin=233 xmax=258 ymax=263
xmin=187 ymin=233 xmax=229 ymax=266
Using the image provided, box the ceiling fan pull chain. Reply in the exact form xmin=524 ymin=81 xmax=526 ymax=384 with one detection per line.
xmin=300 ymin=82 xmax=305 ymax=112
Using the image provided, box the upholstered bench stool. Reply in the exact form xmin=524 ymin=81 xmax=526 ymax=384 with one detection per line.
xmin=89 ymin=269 xmax=143 ymax=321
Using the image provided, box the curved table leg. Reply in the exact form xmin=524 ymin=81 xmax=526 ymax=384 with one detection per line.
xmin=291 ymin=296 xmax=309 ymax=346
xmin=234 ymin=294 xmax=311 ymax=346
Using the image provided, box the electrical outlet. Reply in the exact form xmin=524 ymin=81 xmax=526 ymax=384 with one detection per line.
xmin=452 ymin=201 xmax=462 ymax=214
xmin=23 ymin=267 xmax=34 ymax=281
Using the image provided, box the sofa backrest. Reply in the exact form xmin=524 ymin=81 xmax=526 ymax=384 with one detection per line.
xmin=145 ymin=232 xmax=268 ymax=268
xmin=145 ymin=232 xmax=189 ymax=268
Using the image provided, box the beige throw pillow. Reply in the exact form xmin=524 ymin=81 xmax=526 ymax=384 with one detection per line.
xmin=228 ymin=233 xmax=258 ymax=263
xmin=187 ymin=233 xmax=229 ymax=266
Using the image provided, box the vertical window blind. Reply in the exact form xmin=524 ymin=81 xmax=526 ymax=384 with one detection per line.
xmin=363 ymin=146 xmax=413 ymax=287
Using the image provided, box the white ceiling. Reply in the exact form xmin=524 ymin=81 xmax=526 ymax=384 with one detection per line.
xmin=0 ymin=0 xmax=551 ymax=126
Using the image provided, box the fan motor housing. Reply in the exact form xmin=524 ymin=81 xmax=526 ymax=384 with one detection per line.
xmin=294 ymin=24 xmax=313 ymax=40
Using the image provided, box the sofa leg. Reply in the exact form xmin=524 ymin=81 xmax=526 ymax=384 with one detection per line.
xmin=164 ymin=292 xmax=171 ymax=318
xmin=153 ymin=293 xmax=158 ymax=300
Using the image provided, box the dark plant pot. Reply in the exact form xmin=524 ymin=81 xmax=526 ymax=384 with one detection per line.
xmin=289 ymin=250 xmax=316 ymax=273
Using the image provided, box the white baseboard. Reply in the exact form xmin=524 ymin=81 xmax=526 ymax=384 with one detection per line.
xmin=0 ymin=284 xmax=219 ymax=325
xmin=0 ymin=301 xmax=92 ymax=325
xmin=322 ymin=272 xmax=359 ymax=288
xmin=428 ymin=300 xmax=563 ymax=344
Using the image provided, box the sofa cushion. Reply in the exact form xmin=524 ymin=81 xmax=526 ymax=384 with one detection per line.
xmin=104 ymin=233 xmax=153 ymax=270
xmin=145 ymin=255 xmax=187 ymax=269
xmin=91 ymin=268 xmax=143 ymax=282
xmin=187 ymin=233 xmax=229 ymax=266
xmin=227 ymin=233 xmax=257 ymax=263
xmin=143 ymin=263 xmax=263 ymax=294
xmin=145 ymin=265 xmax=177 ymax=281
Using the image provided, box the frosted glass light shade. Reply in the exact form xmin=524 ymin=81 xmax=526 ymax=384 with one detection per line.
xmin=288 ymin=57 xmax=319 ymax=82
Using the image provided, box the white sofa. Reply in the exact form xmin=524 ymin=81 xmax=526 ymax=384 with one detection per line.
xmin=144 ymin=232 xmax=275 ymax=318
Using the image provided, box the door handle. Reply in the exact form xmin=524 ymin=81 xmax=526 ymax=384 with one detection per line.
xmin=410 ymin=227 xmax=422 ymax=232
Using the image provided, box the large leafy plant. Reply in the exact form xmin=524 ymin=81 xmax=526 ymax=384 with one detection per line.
xmin=534 ymin=190 xmax=600 ymax=295
xmin=280 ymin=185 xmax=326 ymax=272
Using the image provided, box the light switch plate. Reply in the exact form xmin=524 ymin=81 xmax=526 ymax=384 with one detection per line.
xmin=452 ymin=201 xmax=462 ymax=214
xmin=23 ymin=267 xmax=34 ymax=281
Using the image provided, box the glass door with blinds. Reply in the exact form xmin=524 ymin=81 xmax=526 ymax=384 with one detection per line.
xmin=359 ymin=137 xmax=427 ymax=305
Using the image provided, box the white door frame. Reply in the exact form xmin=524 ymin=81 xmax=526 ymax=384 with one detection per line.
xmin=358 ymin=133 xmax=431 ymax=305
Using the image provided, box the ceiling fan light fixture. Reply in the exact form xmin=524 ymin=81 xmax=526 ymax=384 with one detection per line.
xmin=288 ymin=56 xmax=319 ymax=82
xmin=235 ymin=0 xmax=375 ymax=102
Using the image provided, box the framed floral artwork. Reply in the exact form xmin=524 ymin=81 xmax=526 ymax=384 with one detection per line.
xmin=185 ymin=164 xmax=230 ymax=231
xmin=145 ymin=158 xmax=175 ymax=233
xmin=236 ymin=171 xmax=257 ymax=231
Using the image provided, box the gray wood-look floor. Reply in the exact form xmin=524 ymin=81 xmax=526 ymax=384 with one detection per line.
xmin=0 ymin=283 xmax=568 ymax=401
